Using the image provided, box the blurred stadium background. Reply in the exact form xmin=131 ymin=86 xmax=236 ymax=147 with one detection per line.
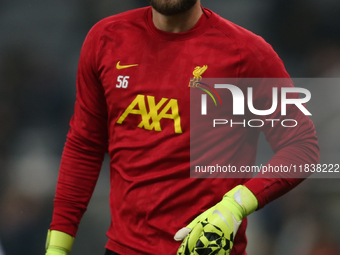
xmin=1 ymin=0 xmax=340 ymax=254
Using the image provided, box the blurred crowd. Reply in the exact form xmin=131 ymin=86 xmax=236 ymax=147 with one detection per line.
xmin=0 ymin=0 xmax=340 ymax=254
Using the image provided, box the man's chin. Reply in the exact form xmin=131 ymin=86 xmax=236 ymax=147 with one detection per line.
xmin=148 ymin=0 xmax=198 ymax=16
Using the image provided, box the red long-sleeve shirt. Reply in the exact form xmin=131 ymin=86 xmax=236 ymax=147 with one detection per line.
xmin=50 ymin=7 xmax=319 ymax=255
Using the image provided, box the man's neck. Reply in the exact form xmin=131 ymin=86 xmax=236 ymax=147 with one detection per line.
xmin=151 ymin=2 xmax=203 ymax=33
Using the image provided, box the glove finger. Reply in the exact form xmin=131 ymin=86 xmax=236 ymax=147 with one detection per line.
xmin=175 ymin=210 xmax=209 ymax=242
xmin=175 ymin=207 xmax=216 ymax=242
xmin=174 ymin=227 xmax=191 ymax=241
xmin=177 ymin=221 xmax=205 ymax=255
xmin=187 ymin=206 xmax=215 ymax=229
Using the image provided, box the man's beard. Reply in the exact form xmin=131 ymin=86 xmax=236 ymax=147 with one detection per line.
xmin=148 ymin=0 xmax=198 ymax=16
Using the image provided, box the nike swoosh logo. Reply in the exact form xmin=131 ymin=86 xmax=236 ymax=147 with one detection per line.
xmin=116 ymin=61 xmax=138 ymax=69
xmin=212 ymin=210 xmax=232 ymax=231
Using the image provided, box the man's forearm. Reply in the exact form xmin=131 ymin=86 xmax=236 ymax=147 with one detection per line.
xmin=50 ymin=127 xmax=106 ymax=236
xmin=244 ymin=135 xmax=319 ymax=209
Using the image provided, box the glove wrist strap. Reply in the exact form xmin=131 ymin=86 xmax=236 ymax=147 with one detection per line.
xmin=224 ymin=185 xmax=258 ymax=218
xmin=46 ymin=230 xmax=74 ymax=254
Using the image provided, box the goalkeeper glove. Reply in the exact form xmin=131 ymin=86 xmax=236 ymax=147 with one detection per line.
xmin=174 ymin=185 xmax=258 ymax=255
xmin=45 ymin=230 xmax=75 ymax=255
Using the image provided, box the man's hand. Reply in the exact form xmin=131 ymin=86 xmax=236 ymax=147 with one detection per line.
xmin=174 ymin=185 xmax=258 ymax=255
xmin=45 ymin=230 xmax=74 ymax=255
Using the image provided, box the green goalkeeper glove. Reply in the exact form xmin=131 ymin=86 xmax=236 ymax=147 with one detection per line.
xmin=45 ymin=230 xmax=75 ymax=255
xmin=174 ymin=185 xmax=258 ymax=255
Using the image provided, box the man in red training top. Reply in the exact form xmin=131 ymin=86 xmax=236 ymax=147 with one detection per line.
xmin=45 ymin=0 xmax=319 ymax=254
